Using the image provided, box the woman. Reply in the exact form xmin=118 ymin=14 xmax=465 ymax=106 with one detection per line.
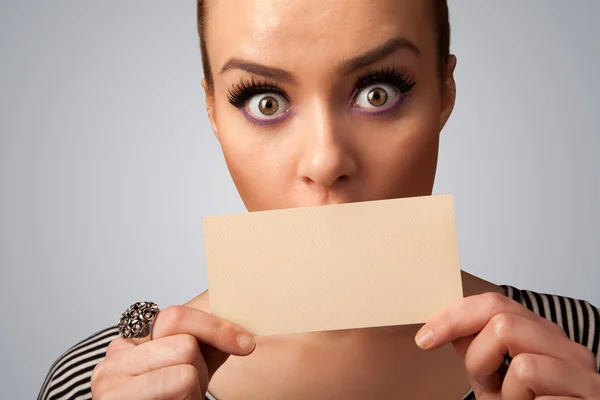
xmin=39 ymin=0 xmax=600 ymax=399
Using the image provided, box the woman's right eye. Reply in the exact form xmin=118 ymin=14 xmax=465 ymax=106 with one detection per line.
xmin=246 ymin=93 xmax=290 ymax=120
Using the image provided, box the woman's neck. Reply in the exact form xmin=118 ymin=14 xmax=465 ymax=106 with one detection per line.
xmin=184 ymin=271 xmax=503 ymax=399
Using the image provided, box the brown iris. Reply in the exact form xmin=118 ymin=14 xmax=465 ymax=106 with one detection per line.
xmin=258 ymin=96 xmax=279 ymax=115
xmin=367 ymin=87 xmax=388 ymax=107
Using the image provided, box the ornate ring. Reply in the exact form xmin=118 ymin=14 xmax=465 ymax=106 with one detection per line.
xmin=118 ymin=301 xmax=160 ymax=339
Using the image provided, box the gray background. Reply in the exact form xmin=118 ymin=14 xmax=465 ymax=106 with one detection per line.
xmin=1 ymin=1 xmax=598 ymax=399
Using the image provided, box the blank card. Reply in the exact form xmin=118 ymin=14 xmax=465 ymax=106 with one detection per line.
xmin=202 ymin=194 xmax=463 ymax=336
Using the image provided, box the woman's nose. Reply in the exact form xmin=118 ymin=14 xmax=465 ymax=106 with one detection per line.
xmin=296 ymin=105 xmax=357 ymax=189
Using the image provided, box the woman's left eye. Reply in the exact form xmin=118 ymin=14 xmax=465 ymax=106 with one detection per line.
xmin=353 ymin=83 xmax=399 ymax=111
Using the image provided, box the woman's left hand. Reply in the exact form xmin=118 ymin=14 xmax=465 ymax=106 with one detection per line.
xmin=415 ymin=292 xmax=599 ymax=399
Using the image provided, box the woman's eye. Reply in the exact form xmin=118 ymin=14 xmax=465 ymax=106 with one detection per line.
xmin=354 ymin=83 xmax=399 ymax=110
xmin=247 ymin=93 xmax=289 ymax=119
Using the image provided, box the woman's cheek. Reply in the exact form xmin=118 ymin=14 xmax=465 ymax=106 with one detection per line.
xmin=357 ymin=113 xmax=440 ymax=198
xmin=220 ymin=134 xmax=295 ymax=211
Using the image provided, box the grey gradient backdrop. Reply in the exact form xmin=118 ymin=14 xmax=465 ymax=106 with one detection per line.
xmin=1 ymin=1 xmax=599 ymax=399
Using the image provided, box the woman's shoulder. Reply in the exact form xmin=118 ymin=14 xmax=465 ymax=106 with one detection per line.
xmin=37 ymin=325 xmax=119 ymax=400
xmin=501 ymin=284 xmax=600 ymax=372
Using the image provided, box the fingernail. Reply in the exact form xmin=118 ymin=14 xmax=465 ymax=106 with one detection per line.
xmin=415 ymin=328 xmax=434 ymax=349
xmin=237 ymin=333 xmax=255 ymax=353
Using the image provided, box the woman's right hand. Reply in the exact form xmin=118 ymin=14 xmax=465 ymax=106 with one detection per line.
xmin=90 ymin=305 xmax=256 ymax=399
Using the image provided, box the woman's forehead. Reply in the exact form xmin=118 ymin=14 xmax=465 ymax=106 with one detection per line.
xmin=205 ymin=0 xmax=436 ymax=74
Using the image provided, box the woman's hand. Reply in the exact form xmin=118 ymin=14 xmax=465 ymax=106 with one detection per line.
xmin=90 ymin=305 xmax=256 ymax=399
xmin=415 ymin=292 xmax=599 ymax=399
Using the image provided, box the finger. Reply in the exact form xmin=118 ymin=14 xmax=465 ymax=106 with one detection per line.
xmin=535 ymin=397 xmax=581 ymax=400
xmin=102 ymin=334 xmax=207 ymax=378
xmin=416 ymin=292 xmax=558 ymax=350
xmin=130 ymin=335 xmax=153 ymax=346
xmin=451 ymin=334 xmax=497 ymax=396
xmin=105 ymin=337 xmax=136 ymax=357
xmin=102 ymin=364 xmax=204 ymax=400
xmin=152 ymin=306 xmax=256 ymax=357
xmin=464 ymin=313 xmax=595 ymax=392
xmin=501 ymin=354 xmax=600 ymax=400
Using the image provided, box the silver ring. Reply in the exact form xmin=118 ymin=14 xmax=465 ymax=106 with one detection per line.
xmin=118 ymin=301 xmax=159 ymax=339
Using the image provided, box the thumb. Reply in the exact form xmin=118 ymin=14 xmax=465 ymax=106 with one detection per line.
xmin=451 ymin=334 xmax=503 ymax=400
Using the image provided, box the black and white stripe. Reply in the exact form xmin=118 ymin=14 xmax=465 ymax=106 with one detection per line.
xmin=38 ymin=326 xmax=119 ymax=400
xmin=37 ymin=325 xmax=217 ymax=400
xmin=39 ymin=286 xmax=600 ymax=400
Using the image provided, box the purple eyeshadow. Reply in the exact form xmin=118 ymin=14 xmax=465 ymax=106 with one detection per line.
xmin=241 ymin=107 xmax=292 ymax=126
xmin=353 ymin=93 xmax=406 ymax=117
xmin=239 ymin=91 xmax=406 ymax=127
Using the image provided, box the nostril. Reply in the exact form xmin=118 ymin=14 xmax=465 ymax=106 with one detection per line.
xmin=301 ymin=175 xmax=348 ymax=187
xmin=302 ymin=176 xmax=314 ymax=185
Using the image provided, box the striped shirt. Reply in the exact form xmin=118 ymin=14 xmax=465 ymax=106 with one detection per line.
xmin=38 ymin=285 xmax=600 ymax=400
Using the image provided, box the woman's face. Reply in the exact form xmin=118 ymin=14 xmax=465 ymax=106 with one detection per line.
xmin=203 ymin=0 xmax=456 ymax=211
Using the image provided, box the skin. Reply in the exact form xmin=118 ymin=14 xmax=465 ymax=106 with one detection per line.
xmin=91 ymin=0 xmax=600 ymax=399
xmin=204 ymin=0 xmax=448 ymax=210
xmin=199 ymin=2 xmax=465 ymax=395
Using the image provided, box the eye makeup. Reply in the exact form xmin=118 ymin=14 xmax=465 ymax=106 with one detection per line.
xmin=228 ymin=77 xmax=288 ymax=108
xmin=353 ymin=64 xmax=416 ymax=98
xmin=227 ymin=64 xmax=417 ymax=125
xmin=350 ymin=65 xmax=416 ymax=116
xmin=228 ymin=77 xmax=292 ymax=126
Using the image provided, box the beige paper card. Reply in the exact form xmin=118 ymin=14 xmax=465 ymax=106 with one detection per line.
xmin=202 ymin=194 xmax=463 ymax=336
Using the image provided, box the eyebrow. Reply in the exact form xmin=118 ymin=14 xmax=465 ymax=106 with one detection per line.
xmin=218 ymin=36 xmax=421 ymax=83
xmin=338 ymin=37 xmax=421 ymax=75
xmin=219 ymin=59 xmax=297 ymax=83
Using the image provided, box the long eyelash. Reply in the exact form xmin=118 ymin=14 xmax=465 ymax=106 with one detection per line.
xmin=354 ymin=64 xmax=416 ymax=94
xmin=227 ymin=77 xmax=286 ymax=108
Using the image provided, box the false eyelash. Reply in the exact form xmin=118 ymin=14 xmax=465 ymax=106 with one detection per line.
xmin=353 ymin=64 xmax=416 ymax=95
xmin=227 ymin=77 xmax=287 ymax=108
